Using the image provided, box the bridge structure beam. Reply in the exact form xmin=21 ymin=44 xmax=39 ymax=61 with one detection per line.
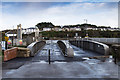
xmin=57 ymin=40 xmax=74 ymax=57
xmin=27 ymin=41 xmax=46 ymax=56
xmin=70 ymin=40 xmax=109 ymax=55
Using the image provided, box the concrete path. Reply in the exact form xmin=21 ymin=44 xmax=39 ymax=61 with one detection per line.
xmin=2 ymin=60 xmax=118 ymax=78
xmin=2 ymin=40 xmax=119 ymax=79
xmin=32 ymin=41 xmax=103 ymax=62
xmin=32 ymin=43 xmax=66 ymax=62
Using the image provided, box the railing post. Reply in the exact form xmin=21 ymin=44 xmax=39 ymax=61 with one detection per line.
xmin=48 ymin=49 xmax=51 ymax=64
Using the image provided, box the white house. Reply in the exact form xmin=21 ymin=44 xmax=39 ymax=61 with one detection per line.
xmin=22 ymin=27 xmax=36 ymax=34
xmin=43 ymin=28 xmax=52 ymax=31
xmin=53 ymin=27 xmax=63 ymax=31
xmin=6 ymin=31 xmax=17 ymax=38
xmin=70 ymin=27 xmax=81 ymax=31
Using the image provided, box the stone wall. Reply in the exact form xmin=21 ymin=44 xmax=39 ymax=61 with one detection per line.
xmin=4 ymin=47 xmax=18 ymax=61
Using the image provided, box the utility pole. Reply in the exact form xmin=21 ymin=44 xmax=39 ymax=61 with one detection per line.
xmin=12 ymin=26 xmax=14 ymax=46
xmin=84 ymin=19 xmax=88 ymax=39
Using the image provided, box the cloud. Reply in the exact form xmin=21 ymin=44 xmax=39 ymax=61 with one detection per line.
xmin=0 ymin=2 xmax=2 ymax=31
xmin=42 ymin=3 xmax=118 ymax=27
xmin=2 ymin=0 xmax=120 ymax=2
xmin=119 ymin=2 xmax=120 ymax=28
xmin=1 ymin=2 xmax=118 ymax=30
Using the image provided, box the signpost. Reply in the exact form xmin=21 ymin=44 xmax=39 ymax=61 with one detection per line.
xmin=5 ymin=36 xmax=9 ymax=42
xmin=85 ymin=34 xmax=89 ymax=40
xmin=75 ymin=33 xmax=78 ymax=46
xmin=5 ymin=36 xmax=9 ymax=50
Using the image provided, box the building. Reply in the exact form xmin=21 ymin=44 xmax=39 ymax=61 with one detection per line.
xmin=0 ymin=31 xmax=2 ymax=42
xmin=6 ymin=31 xmax=17 ymax=38
xmin=22 ymin=27 xmax=36 ymax=34
xmin=52 ymin=26 xmax=62 ymax=31
xmin=43 ymin=27 xmax=52 ymax=31
xmin=0 ymin=31 xmax=2 ymax=52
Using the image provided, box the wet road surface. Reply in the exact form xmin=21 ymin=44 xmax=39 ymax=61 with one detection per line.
xmin=2 ymin=60 xmax=118 ymax=78
xmin=32 ymin=42 xmax=66 ymax=62
xmin=32 ymin=40 xmax=103 ymax=62
xmin=2 ymin=40 xmax=119 ymax=79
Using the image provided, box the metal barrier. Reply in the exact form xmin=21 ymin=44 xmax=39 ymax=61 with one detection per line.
xmin=27 ymin=41 xmax=46 ymax=56
xmin=57 ymin=40 xmax=74 ymax=57
xmin=90 ymin=38 xmax=120 ymax=44
xmin=70 ymin=40 xmax=109 ymax=55
xmin=57 ymin=41 xmax=67 ymax=56
xmin=110 ymin=44 xmax=120 ymax=63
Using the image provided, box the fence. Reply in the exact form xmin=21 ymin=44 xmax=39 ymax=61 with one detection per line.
xmin=90 ymin=38 xmax=120 ymax=44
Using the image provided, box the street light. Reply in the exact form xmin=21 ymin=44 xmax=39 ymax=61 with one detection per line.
xmin=84 ymin=19 xmax=88 ymax=39
xmin=35 ymin=26 xmax=39 ymax=42
xmin=84 ymin=19 xmax=87 ymax=24
xmin=12 ymin=26 xmax=14 ymax=46
xmin=75 ymin=33 xmax=78 ymax=47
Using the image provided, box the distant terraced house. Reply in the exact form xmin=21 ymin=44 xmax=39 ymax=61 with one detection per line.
xmin=52 ymin=26 xmax=62 ymax=31
xmin=36 ymin=22 xmax=119 ymax=31
xmin=43 ymin=27 xmax=52 ymax=31
xmin=6 ymin=30 xmax=17 ymax=39
xmin=22 ymin=27 xmax=36 ymax=34
xmin=62 ymin=26 xmax=81 ymax=31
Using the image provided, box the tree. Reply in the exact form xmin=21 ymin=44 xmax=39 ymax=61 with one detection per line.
xmin=36 ymin=22 xmax=55 ymax=30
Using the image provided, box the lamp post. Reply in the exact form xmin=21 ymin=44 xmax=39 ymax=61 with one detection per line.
xmin=35 ymin=26 xmax=39 ymax=42
xmin=75 ymin=33 xmax=78 ymax=47
xmin=67 ymin=34 xmax=70 ymax=48
xmin=12 ymin=26 xmax=14 ymax=46
xmin=84 ymin=19 xmax=87 ymax=24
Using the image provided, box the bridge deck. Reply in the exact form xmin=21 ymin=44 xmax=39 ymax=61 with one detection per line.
xmin=32 ymin=41 xmax=102 ymax=62
xmin=32 ymin=43 xmax=66 ymax=62
xmin=2 ymin=41 xmax=118 ymax=79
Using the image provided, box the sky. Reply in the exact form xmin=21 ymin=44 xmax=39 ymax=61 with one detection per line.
xmin=0 ymin=1 xmax=119 ymax=30
xmin=1 ymin=0 xmax=120 ymax=2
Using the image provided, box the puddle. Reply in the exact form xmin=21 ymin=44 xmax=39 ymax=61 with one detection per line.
xmin=55 ymin=53 xmax=60 ymax=55
xmin=40 ymin=61 xmax=47 ymax=63
xmin=42 ymin=49 xmax=47 ymax=51
xmin=82 ymin=57 xmax=90 ymax=60
xmin=53 ymin=61 xmax=67 ymax=63
xmin=6 ymin=70 xmax=16 ymax=75
xmin=83 ymin=59 xmax=101 ymax=64
xmin=105 ymin=58 xmax=114 ymax=63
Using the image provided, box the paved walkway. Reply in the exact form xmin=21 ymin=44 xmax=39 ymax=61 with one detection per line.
xmin=32 ymin=43 xmax=87 ymax=62
xmin=32 ymin=42 xmax=102 ymax=62
xmin=2 ymin=40 xmax=119 ymax=79
xmin=2 ymin=61 xmax=118 ymax=78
